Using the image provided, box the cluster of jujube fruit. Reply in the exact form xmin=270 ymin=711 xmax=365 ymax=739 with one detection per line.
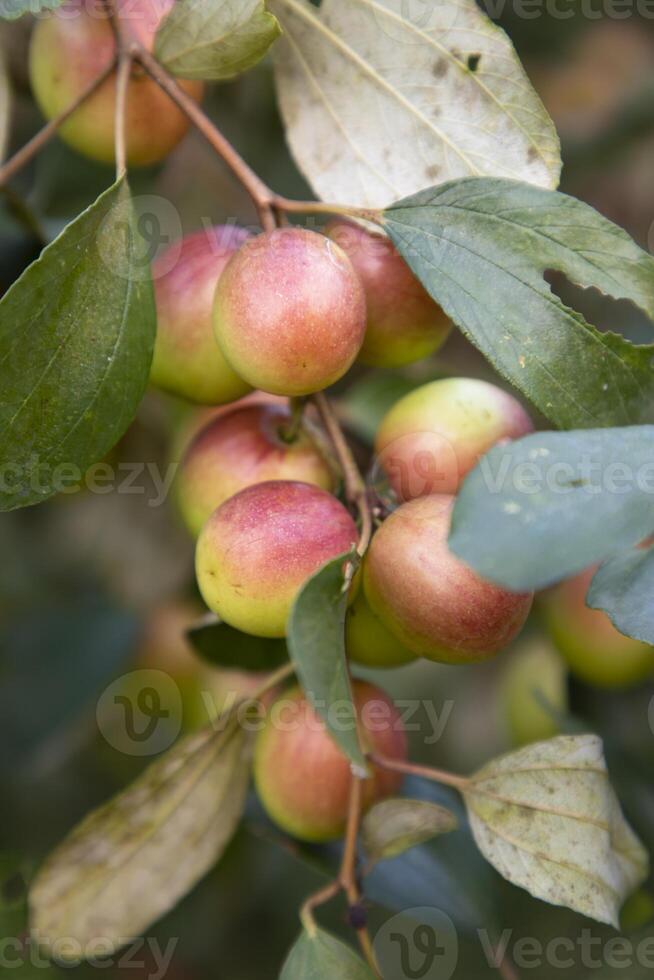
xmin=145 ymin=207 xmax=541 ymax=839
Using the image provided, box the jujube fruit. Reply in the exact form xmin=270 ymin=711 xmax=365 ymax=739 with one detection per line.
xmin=152 ymin=226 xmax=252 ymax=405
xmin=195 ymin=481 xmax=358 ymax=638
xmin=254 ymin=681 xmax=407 ymax=842
xmin=326 ymin=219 xmax=452 ymax=368
xmin=346 ymin=590 xmax=417 ymax=669
xmin=213 ymin=228 xmax=366 ymax=396
xmin=29 ymin=0 xmax=204 ymax=167
xmin=364 ymin=495 xmax=533 ymax=663
xmin=376 ymin=378 xmax=533 ymax=501
xmin=176 ymin=402 xmax=335 ymax=537
xmin=541 ymin=566 xmax=654 ymax=688
xmin=500 ymin=638 xmax=568 ymax=746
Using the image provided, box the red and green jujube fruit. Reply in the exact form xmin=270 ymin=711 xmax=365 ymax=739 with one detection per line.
xmin=254 ymin=681 xmax=407 ymax=842
xmin=541 ymin=566 xmax=654 ymax=688
xmin=346 ymin=589 xmax=417 ymax=669
xmin=176 ymin=402 xmax=336 ymax=537
xmin=29 ymin=0 xmax=204 ymax=167
xmin=500 ymin=638 xmax=569 ymax=747
xmin=195 ymin=481 xmax=358 ymax=638
xmin=375 ymin=377 xmax=534 ymax=501
xmin=364 ymin=495 xmax=534 ymax=664
xmin=213 ymin=228 xmax=367 ymax=396
xmin=326 ymin=219 xmax=452 ymax=368
xmin=152 ymin=226 xmax=253 ymax=405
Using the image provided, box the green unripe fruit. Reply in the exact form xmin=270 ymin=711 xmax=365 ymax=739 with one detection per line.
xmin=29 ymin=0 xmax=204 ymax=167
xmin=176 ymin=402 xmax=335 ymax=537
xmin=364 ymin=495 xmax=533 ymax=664
xmin=500 ymin=639 xmax=568 ymax=746
xmin=375 ymin=377 xmax=533 ymax=501
xmin=152 ymin=226 xmax=252 ymax=405
xmin=195 ymin=481 xmax=358 ymax=638
xmin=213 ymin=229 xmax=366 ymax=396
xmin=254 ymin=681 xmax=407 ymax=842
xmin=346 ymin=590 xmax=417 ymax=669
xmin=326 ymin=219 xmax=452 ymax=368
xmin=541 ymin=566 xmax=654 ymax=688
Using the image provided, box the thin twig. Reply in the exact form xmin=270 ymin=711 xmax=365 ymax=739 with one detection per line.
xmin=340 ymin=778 xmax=382 ymax=977
xmin=273 ymin=195 xmax=383 ymax=227
xmin=313 ymin=392 xmax=373 ymax=556
xmin=0 ymin=60 xmax=116 ymax=187
xmin=498 ymin=953 xmax=521 ymax=980
xmin=114 ymin=53 xmax=132 ymax=178
xmin=370 ymin=753 xmax=469 ymax=791
xmin=134 ymin=45 xmax=276 ymax=230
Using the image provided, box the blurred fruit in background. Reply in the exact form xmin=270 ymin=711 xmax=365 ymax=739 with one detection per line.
xmin=499 ymin=637 xmax=569 ymax=746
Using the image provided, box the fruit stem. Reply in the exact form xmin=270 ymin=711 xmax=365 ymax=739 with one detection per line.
xmin=0 ymin=59 xmax=117 ymax=188
xmin=313 ymin=392 xmax=373 ymax=556
xmin=114 ymin=52 xmax=132 ymax=179
xmin=134 ymin=46 xmax=278 ymax=231
xmin=370 ymin=754 xmax=470 ymax=792
xmin=278 ymin=397 xmax=307 ymax=444
xmin=340 ymin=777 xmax=382 ymax=976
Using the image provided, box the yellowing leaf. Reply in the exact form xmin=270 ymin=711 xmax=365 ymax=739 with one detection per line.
xmin=270 ymin=0 xmax=560 ymax=209
xmin=362 ymin=798 xmax=457 ymax=863
xmin=30 ymin=723 xmax=251 ymax=959
xmin=464 ymin=735 xmax=649 ymax=927
xmin=155 ymin=0 xmax=280 ymax=81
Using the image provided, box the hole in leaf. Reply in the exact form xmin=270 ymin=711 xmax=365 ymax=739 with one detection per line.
xmin=467 ymin=53 xmax=482 ymax=72
xmin=545 ymin=271 xmax=653 ymax=344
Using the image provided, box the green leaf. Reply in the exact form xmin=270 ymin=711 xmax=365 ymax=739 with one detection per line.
xmin=383 ymin=178 xmax=654 ymax=430
xmin=29 ymin=721 xmax=251 ymax=959
xmin=281 ymin=928 xmax=375 ymax=980
xmin=287 ymin=552 xmax=367 ymax=773
xmin=588 ymin=547 xmax=654 ymax=646
xmin=270 ymin=0 xmax=559 ymax=209
xmin=0 ymin=178 xmax=156 ymax=511
xmin=155 ymin=0 xmax=281 ymax=81
xmin=362 ymin=798 xmax=457 ymax=863
xmin=0 ymin=0 xmax=62 ymax=18
xmin=449 ymin=426 xmax=654 ymax=591
xmin=186 ymin=613 xmax=289 ymax=671
xmin=464 ymin=734 xmax=649 ymax=927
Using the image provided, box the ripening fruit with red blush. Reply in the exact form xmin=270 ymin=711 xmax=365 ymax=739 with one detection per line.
xmin=375 ymin=378 xmax=534 ymax=501
xmin=176 ymin=403 xmax=335 ymax=536
xmin=29 ymin=0 xmax=204 ymax=167
xmin=326 ymin=219 xmax=452 ymax=368
xmin=151 ymin=225 xmax=252 ymax=405
xmin=364 ymin=495 xmax=533 ymax=663
xmin=213 ymin=229 xmax=366 ymax=396
xmin=254 ymin=681 xmax=407 ymax=842
xmin=541 ymin=566 xmax=654 ymax=688
xmin=195 ymin=481 xmax=358 ymax=638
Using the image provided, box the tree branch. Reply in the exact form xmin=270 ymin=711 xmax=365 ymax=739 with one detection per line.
xmin=0 ymin=60 xmax=116 ymax=188
xmin=114 ymin=53 xmax=132 ymax=179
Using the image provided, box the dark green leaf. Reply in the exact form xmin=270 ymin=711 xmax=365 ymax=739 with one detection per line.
xmin=287 ymin=552 xmax=367 ymax=772
xmin=0 ymin=178 xmax=156 ymax=511
xmin=187 ymin=613 xmax=289 ymax=671
xmin=30 ymin=721 xmax=251 ymax=959
xmin=280 ymin=928 xmax=374 ymax=980
xmin=155 ymin=0 xmax=281 ymax=81
xmin=588 ymin=547 xmax=654 ymax=645
xmin=362 ymin=798 xmax=457 ymax=863
xmin=383 ymin=178 xmax=654 ymax=430
xmin=0 ymin=0 xmax=62 ymax=19
xmin=449 ymin=427 xmax=654 ymax=591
